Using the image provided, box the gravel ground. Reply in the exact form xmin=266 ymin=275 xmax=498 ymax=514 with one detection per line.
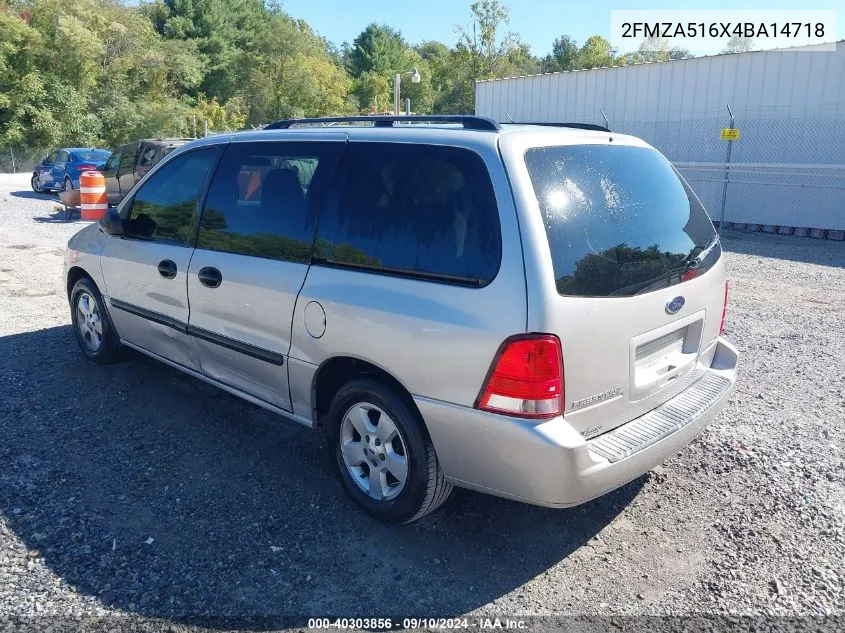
xmin=0 ymin=172 xmax=844 ymax=631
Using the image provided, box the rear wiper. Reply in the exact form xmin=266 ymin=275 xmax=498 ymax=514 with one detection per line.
xmin=677 ymin=234 xmax=720 ymax=272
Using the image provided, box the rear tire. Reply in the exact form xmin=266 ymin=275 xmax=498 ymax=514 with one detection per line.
xmin=63 ymin=176 xmax=73 ymax=192
xmin=325 ymin=379 xmax=452 ymax=524
xmin=70 ymin=277 xmax=124 ymax=365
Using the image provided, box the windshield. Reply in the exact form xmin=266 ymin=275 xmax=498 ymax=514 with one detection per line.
xmin=72 ymin=150 xmax=111 ymax=162
xmin=525 ymin=144 xmax=719 ymax=298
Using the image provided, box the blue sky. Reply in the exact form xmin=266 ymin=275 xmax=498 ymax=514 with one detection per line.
xmin=282 ymin=0 xmax=841 ymax=56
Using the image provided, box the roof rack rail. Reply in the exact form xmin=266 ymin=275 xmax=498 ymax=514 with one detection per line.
xmin=511 ymin=122 xmax=612 ymax=132
xmin=263 ymin=115 xmax=502 ymax=131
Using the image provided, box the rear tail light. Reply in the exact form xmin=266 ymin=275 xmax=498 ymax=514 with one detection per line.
xmin=720 ymin=280 xmax=729 ymax=334
xmin=476 ymin=335 xmax=563 ymax=419
xmin=77 ymin=164 xmax=96 ymax=171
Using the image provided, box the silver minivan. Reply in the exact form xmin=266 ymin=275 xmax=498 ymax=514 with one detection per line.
xmin=64 ymin=116 xmax=738 ymax=523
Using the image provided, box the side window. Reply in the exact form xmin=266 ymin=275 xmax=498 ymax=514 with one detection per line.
xmin=45 ymin=151 xmax=59 ymax=165
xmin=119 ymin=145 xmax=137 ymax=172
xmin=57 ymin=150 xmax=70 ymax=163
xmin=124 ymin=148 xmax=217 ymax=244
xmin=196 ymin=141 xmax=341 ymax=263
xmin=104 ymin=153 xmax=121 ymax=172
xmin=315 ymin=143 xmax=502 ymax=285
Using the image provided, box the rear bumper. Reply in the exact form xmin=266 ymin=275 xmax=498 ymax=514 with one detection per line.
xmin=416 ymin=336 xmax=738 ymax=508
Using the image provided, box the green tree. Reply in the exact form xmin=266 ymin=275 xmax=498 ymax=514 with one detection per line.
xmin=1 ymin=0 xmax=197 ymax=153
xmin=143 ymin=0 xmax=271 ymax=101
xmin=345 ymin=23 xmax=408 ymax=77
xmin=722 ymin=36 xmax=755 ymax=54
xmin=235 ymin=12 xmax=354 ymax=124
xmin=629 ymin=37 xmax=691 ymax=63
xmin=437 ymin=0 xmax=537 ymax=113
xmin=543 ymin=35 xmax=579 ymax=72
xmin=577 ymin=36 xmax=616 ymax=69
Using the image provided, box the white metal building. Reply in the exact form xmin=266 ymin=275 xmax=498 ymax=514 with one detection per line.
xmin=476 ymin=42 xmax=845 ymax=233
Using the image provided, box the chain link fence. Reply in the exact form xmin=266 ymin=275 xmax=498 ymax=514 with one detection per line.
xmin=607 ymin=116 xmax=845 ymax=236
xmin=0 ymin=146 xmax=49 ymax=175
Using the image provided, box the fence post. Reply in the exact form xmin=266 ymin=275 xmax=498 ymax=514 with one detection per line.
xmin=9 ymin=148 xmax=15 ymax=173
xmin=718 ymin=104 xmax=735 ymax=235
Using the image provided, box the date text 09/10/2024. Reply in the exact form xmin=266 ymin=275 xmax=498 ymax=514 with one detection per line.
xmin=307 ymin=618 xmax=528 ymax=630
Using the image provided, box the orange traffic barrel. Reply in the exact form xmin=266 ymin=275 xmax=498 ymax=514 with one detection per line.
xmin=80 ymin=171 xmax=107 ymax=220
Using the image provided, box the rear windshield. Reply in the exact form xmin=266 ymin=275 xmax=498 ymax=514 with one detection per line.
xmin=525 ymin=145 xmax=719 ymax=297
xmin=71 ymin=150 xmax=110 ymax=162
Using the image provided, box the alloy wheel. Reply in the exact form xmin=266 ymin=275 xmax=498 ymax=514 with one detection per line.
xmin=339 ymin=402 xmax=409 ymax=501
xmin=76 ymin=292 xmax=103 ymax=352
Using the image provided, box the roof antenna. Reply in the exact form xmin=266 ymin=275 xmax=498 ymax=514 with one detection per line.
xmin=600 ymin=108 xmax=611 ymax=131
xmin=505 ymin=112 xmax=514 ymax=123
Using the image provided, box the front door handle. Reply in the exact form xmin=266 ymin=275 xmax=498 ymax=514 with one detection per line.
xmin=157 ymin=259 xmax=177 ymax=279
xmin=198 ymin=266 xmax=222 ymax=288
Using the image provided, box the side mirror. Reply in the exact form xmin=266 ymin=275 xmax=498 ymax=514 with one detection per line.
xmin=99 ymin=207 xmax=124 ymax=236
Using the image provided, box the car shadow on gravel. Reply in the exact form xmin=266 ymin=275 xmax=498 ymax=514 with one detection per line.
xmin=0 ymin=325 xmax=641 ymax=626
xmin=8 ymin=190 xmax=58 ymax=201
xmin=32 ymin=209 xmax=83 ymax=224
xmin=721 ymin=230 xmax=845 ymax=268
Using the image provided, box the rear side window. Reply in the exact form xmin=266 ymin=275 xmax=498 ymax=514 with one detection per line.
xmin=137 ymin=145 xmax=158 ymax=168
xmin=124 ymin=148 xmax=216 ymax=244
xmin=525 ymin=145 xmax=718 ymax=297
xmin=197 ymin=141 xmax=341 ymax=263
xmin=315 ymin=143 xmax=501 ymax=285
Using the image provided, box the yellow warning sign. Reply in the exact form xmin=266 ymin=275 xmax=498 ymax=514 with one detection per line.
xmin=720 ymin=128 xmax=740 ymax=141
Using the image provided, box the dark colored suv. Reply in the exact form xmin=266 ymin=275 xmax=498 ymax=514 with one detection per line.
xmin=102 ymin=138 xmax=192 ymax=205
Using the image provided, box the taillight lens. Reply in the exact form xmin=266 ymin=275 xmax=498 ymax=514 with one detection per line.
xmin=476 ymin=335 xmax=563 ymax=419
xmin=77 ymin=164 xmax=96 ymax=171
xmin=720 ymin=280 xmax=729 ymax=334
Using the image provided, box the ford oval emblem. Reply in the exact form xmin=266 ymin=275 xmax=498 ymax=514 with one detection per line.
xmin=666 ymin=296 xmax=686 ymax=315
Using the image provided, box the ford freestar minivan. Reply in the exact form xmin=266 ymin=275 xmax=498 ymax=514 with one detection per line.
xmin=64 ymin=116 xmax=738 ymax=524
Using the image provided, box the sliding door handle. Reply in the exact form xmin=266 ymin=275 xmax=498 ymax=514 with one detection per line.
xmin=157 ymin=259 xmax=177 ymax=279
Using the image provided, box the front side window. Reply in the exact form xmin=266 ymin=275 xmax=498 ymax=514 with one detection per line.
xmin=124 ymin=148 xmax=216 ymax=244
xmin=45 ymin=151 xmax=59 ymax=164
xmin=119 ymin=145 xmax=137 ymax=172
xmin=525 ymin=145 xmax=719 ymax=297
xmin=196 ymin=141 xmax=340 ymax=263
xmin=315 ymin=143 xmax=502 ymax=285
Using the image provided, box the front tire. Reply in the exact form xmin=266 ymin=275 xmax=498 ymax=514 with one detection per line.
xmin=326 ymin=379 xmax=452 ymax=524
xmin=70 ymin=277 xmax=124 ymax=364
xmin=31 ymin=173 xmax=43 ymax=193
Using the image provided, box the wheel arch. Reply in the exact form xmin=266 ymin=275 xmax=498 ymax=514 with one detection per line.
xmin=66 ymin=265 xmax=95 ymax=299
xmin=311 ymin=356 xmax=425 ymax=433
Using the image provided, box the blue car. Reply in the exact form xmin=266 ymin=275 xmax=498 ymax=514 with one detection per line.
xmin=31 ymin=147 xmax=112 ymax=193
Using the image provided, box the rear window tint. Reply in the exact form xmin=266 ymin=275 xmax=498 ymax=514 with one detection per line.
xmin=525 ymin=145 xmax=718 ymax=297
xmin=315 ymin=143 xmax=501 ymax=286
xmin=71 ymin=150 xmax=110 ymax=162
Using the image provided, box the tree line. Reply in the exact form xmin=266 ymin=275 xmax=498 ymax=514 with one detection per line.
xmin=1 ymin=0 xmax=750 ymax=161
